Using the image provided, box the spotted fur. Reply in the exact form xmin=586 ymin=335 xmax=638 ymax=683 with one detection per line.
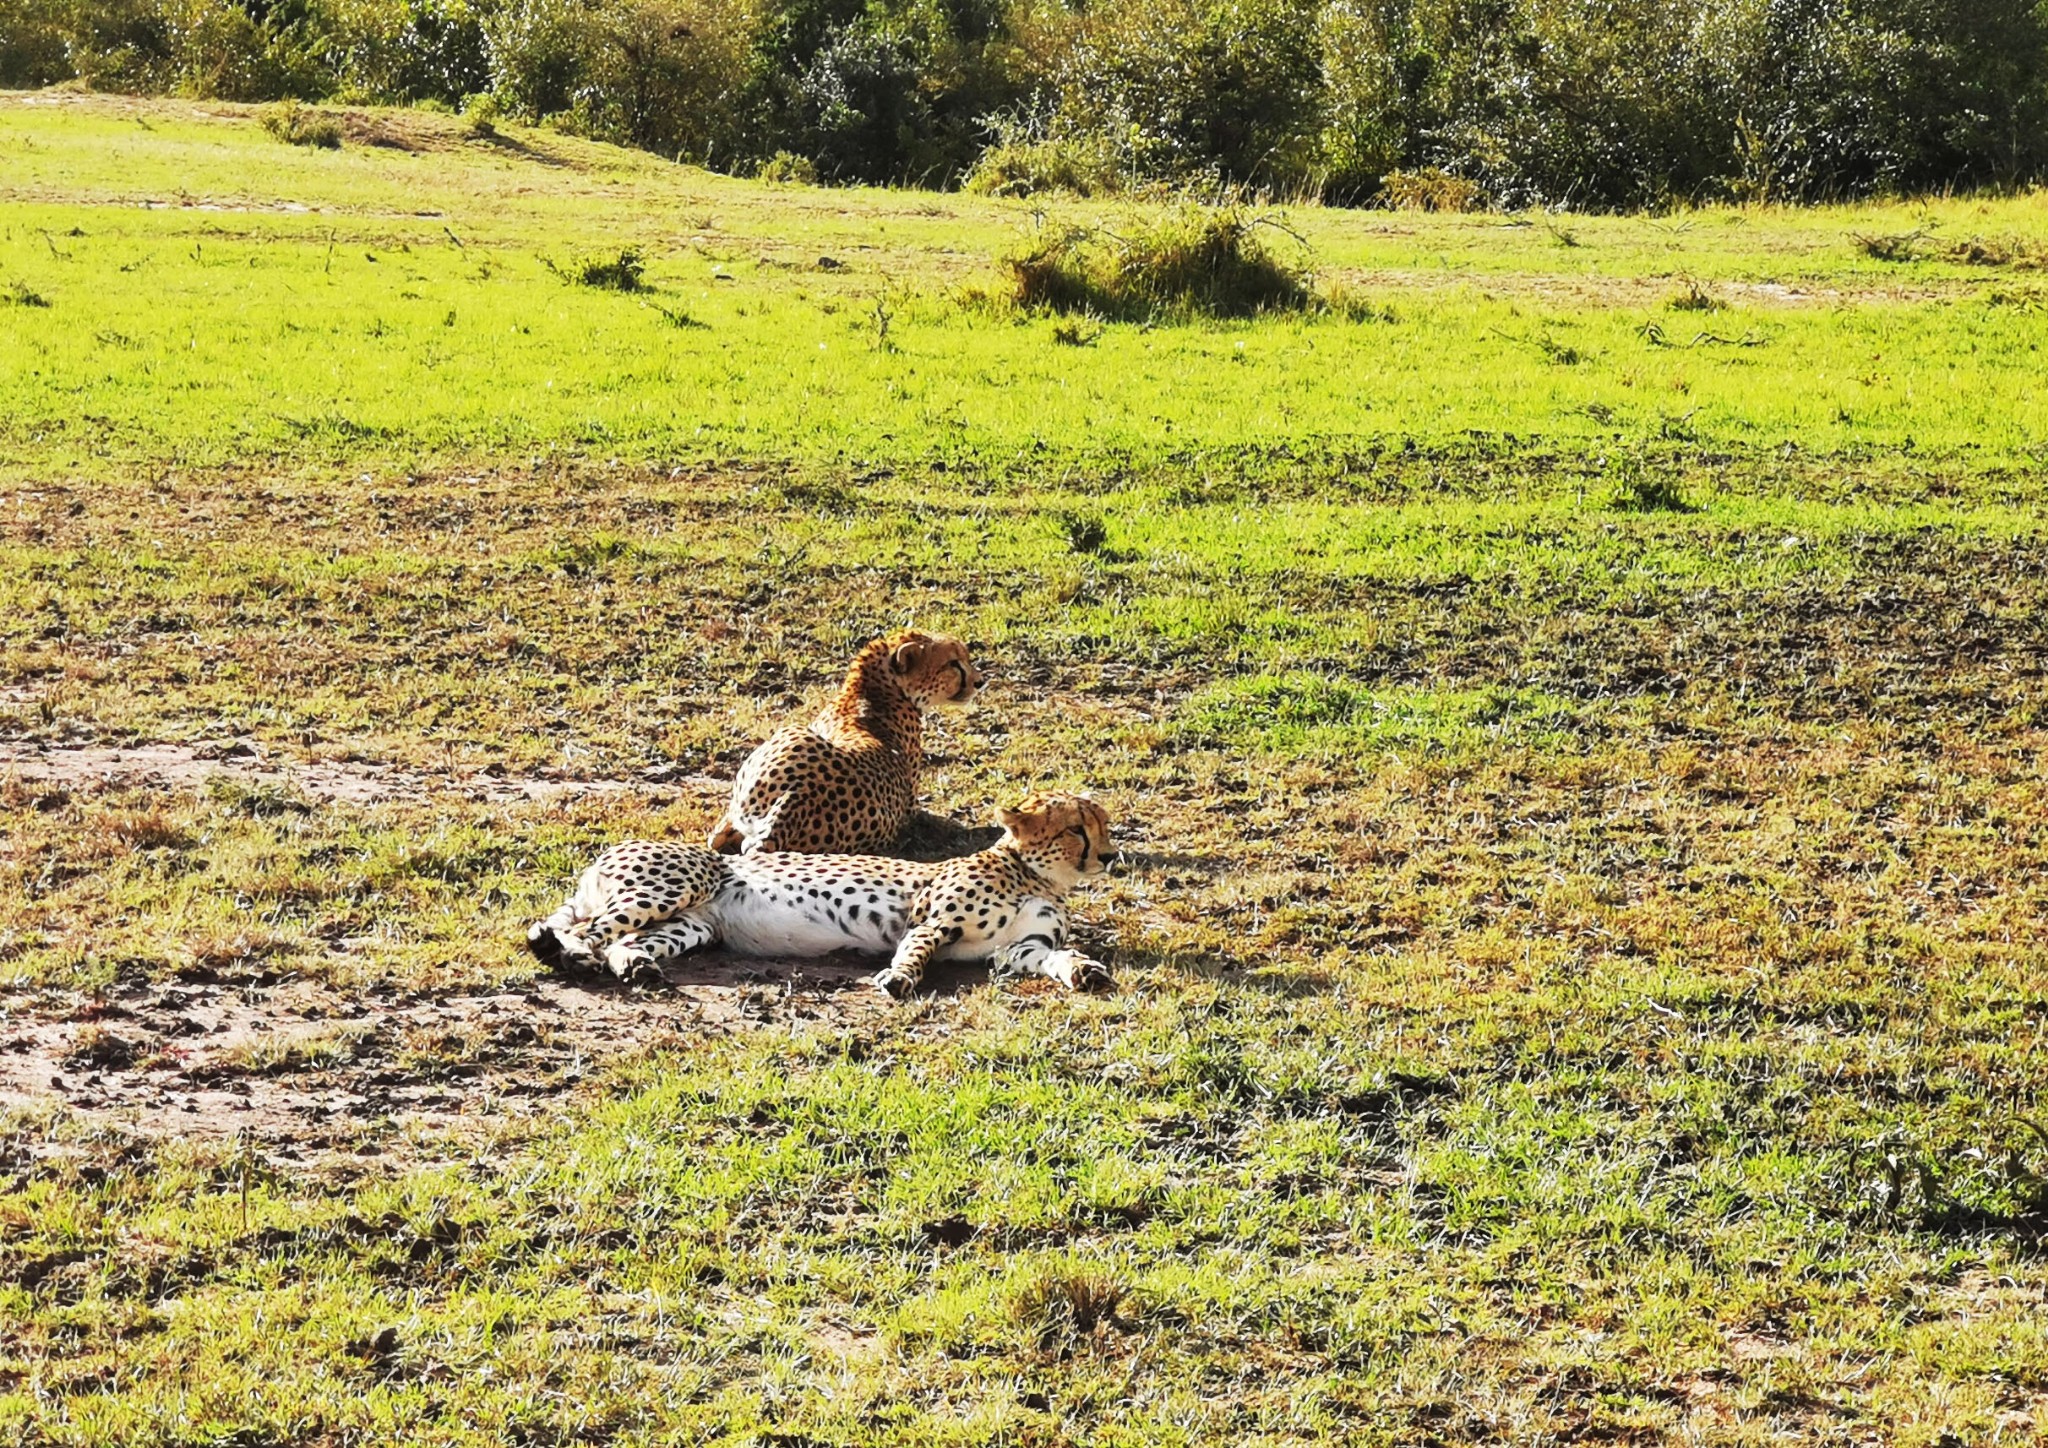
xmin=707 ymin=630 xmax=984 ymax=855
xmin=528 ymin=794 xmax=1116 ymax=998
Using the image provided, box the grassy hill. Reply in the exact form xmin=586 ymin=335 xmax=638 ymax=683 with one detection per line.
xmin=1 ymin=92 xmax=2045 ymax=1447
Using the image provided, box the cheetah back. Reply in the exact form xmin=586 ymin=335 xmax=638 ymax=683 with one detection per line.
xmin=725 ymin=727 xmax=915 ymax=853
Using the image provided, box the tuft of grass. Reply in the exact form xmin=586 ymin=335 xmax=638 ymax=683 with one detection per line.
xmin=181 ymin=929 xmax=297 ymax=979
xmin=1667 ymin=278 xmax=1724 ymax=311
xmin=1054 ymin=510 xmax=1109 ymax=554
xmin=63 ymin=1024 xmax=142 ymax=1070
xmin=220 ymin=1024 xmax=375 ymax=1076
xmin=205 ymin=774 xmax=313 ymax=818
xmin=1985 ymin=284 xmax=2048 ymax=310
xmin=542 ymin=531 xmax=642 ymax=573
xmin=1606 ymin=456 xmax=1695 ymax=512
xmin=547 ymin=247 xmax=647 ymax=291
xmin=1005 ymin=1264 xmax=1128 ymax=1353
xmin=651 ymin=301 xmax=708 ymax=329
xmin=96 ymin=807 xmax=193 ymax=851
xmin=1316 ymin=283 xmax=1395 ymax=322
xmin=260 ymin=100 xmax=342 ymax=150
xmin=1049 ymin=315 xmax=1102 ymax=346
xmin=1943 ymin=234 xmax=2047 ymax=268
xmin=998 ymin=206 xmax=1312 ymax=321
xmin=1853 ymin=229 xmax=1926 ymax=261
xmin=4 ymin=280 xmax=51 ymax=307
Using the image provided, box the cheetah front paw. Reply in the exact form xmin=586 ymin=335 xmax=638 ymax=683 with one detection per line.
xmin=1045 ymin=949 xmax=1113 ymax=993
xmin=871 ymin=966 xmax=920 ymax=1000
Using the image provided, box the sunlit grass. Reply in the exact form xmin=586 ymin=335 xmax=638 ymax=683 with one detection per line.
xmin=2 ymin=89 xmax=2046 ymax=1448
xmin=4 ymin=95 xmax=2048 ymax=474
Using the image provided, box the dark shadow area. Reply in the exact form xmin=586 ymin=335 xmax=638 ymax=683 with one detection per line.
xmin=886 ymin=810 xmax=1003 ymax=862
xmin=1122 ymin=848 xmax=1225 ymax=875
xmin=476 ymin=131 xmax=576 ymax=168
xmin=1102 ymin=940 xmax=1343 ymax=998
xmin=550 ymin=948 xmax=993 ymax=999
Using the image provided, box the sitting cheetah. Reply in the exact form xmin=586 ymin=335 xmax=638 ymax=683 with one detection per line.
xmin=528 ymin=793 xmax=1116 ymax=998
xmin=707 ymin=629 xmax=984 ymax=855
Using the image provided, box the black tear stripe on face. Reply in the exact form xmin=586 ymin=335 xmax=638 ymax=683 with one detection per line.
xmin=1068 ymin=824 xmax=1092 ymax=870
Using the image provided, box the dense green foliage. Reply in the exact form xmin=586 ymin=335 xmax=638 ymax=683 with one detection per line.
xmin=5 ymin=0 xmax=2048 ymax=204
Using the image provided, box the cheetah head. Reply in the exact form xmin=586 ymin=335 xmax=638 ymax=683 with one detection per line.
xmin=886 ymin=629 xmax=984 ymax=708
xmin=997 ymin=793 xmax=1117 ymax=884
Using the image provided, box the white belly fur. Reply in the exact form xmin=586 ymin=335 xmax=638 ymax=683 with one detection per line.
xmin=706 ymin=869 xmax=907 ymax=957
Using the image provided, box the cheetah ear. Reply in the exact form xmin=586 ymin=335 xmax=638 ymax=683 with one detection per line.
xmin=890 ymin=638 xmax=926 ymax=674
xmin=997 ymin=799 xmax=1039 ymax=833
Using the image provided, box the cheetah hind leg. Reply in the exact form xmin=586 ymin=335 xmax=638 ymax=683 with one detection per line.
xmin=526 ymin=901 xmax=593 ymax=970
xmin=603 ymin=916 xmax=716 ymax=982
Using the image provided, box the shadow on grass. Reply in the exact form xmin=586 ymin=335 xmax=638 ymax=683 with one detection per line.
xmin=548 ymin=949 xmax=996 ymax=999
xmin=476 ymin=131 xmax=576 ymax=169
xmin=1105 ymin=940 xmax=1346 ymax=998
xmin=1870 ymin=1201 xmax=2048 ymax=1257
xmin=887 ymin=810 xmax=1004 ymax=862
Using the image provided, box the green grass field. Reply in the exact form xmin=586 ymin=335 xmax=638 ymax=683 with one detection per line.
xmin=2 ymin=90 xmax=2047 ymax=1446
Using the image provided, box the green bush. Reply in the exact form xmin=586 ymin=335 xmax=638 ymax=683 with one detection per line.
xmin=0 ymin=0 xmax=74 ymax=87
xmin=1022 ymin=0 xmax=1325 ymax=191
xmin=999 ymin=205 xmax=1313 ymax=321
xmin=12 ymin=0 xmax=2048 ymax=205
xmin=321 ymin=0 xmax=490 ymax=106
xmin=486 ymin=0 xmax=770 ymax=164
xmin=757 ymin=148 xmax=819 ymax=182
xmin=461 ymin=89 xmax=503 ymax=135
xmin=260 ymin=97 xmax=342 ymax=146
xmin=1378 ymin=167 xmax=1487 ymax=212
xmin=961 ymin=118 xmax=1129 ymax=197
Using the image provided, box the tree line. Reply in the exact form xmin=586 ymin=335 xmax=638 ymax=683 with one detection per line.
xmin=6 ymin=0 xmax=2047 ymax=207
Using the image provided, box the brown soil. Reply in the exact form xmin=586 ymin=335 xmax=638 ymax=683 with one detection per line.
xmin=0 ymin=739 xmax=727 ymax=807
xmin=0 ymin=741 xmax=1016 ymax=1169
xmin=3 ymin=954 xmax=905 ymax=1172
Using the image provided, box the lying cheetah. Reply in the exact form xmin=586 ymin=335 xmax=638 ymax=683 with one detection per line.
xmin=707 ymin=630 xmax=984 ymax=855
xmin=529 ymin=793 xmax=1116 ymax=998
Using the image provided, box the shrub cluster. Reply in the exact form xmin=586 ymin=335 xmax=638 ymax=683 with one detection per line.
xmin=999 ymin=207 xmax=1312 ymax=319
xmin=5 ymin=0 xmax=2048 ymax=206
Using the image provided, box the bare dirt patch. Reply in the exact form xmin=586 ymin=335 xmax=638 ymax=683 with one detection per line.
xmin=2 ymin=955 xmax=902 ymax=1170
xmin=0 ymin=741 xmax=1014 ymax=1167
xmin=0 ymin=739 xmax=728 ymax=808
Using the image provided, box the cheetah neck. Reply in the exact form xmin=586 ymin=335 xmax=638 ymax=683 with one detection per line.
xmin=815 ymin=643 xmax=924 ymax=761
xmin=994 ymin=843 xmax=1081 ymax=897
